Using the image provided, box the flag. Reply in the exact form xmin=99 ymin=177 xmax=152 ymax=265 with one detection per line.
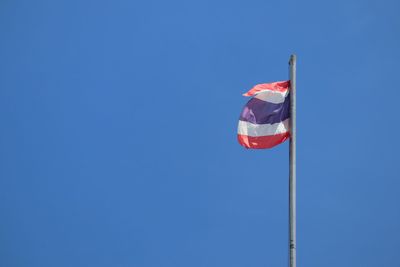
xmin=237 ymin=81 xmax=290 ymax=149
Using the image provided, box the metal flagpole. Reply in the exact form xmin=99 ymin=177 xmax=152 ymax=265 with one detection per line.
xmin=289 ymin=54 xmax=297 ymax=267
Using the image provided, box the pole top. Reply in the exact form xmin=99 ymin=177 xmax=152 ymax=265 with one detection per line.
xmin=289 ymin=54 xmax=297 ymax=65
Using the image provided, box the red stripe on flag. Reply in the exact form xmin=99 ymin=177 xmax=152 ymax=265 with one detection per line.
xmin=243 ymin=81 xmax=290 ymax=96
xmin=237 ymin=132 xmax=290 ymax=149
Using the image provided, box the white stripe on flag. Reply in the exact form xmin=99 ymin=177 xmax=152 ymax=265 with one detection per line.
xmin=237 ymin=119 xmax=290 ymax=137
xmin=254 ymin=89 xmax=288 ymax=104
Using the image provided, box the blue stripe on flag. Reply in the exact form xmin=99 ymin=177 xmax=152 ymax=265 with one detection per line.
xmin=239 ymin=95 xmax=289 ymax=125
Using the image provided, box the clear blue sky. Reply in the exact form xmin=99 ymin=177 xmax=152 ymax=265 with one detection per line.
xmin=1 ymin=0 xmax=399 ymax=266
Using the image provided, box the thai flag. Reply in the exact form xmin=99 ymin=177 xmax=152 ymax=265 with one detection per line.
xmin=237 ymin=81 xmax=290 ymax=149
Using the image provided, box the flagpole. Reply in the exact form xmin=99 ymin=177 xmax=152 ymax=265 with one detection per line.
xmin=289 ymin=54 xmax=297 ymax=267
